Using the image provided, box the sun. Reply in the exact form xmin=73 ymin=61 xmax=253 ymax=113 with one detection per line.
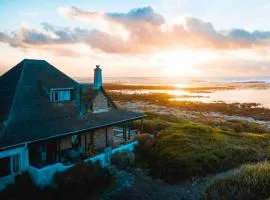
xmin=153 ymin=49 xmax=219 ymax=77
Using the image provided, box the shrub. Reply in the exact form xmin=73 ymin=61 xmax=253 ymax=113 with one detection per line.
xmin=204 ymin=162 xmax=270 ymax=200
xmin=0 ymin=172 xmax=54 ymax=200
xmin=133 ymin=119 xmax=174 ymax=134
xmin=111 ymin=151 xmax=135 ymax=170
xmin=135 ymin=122 xmax=270 ymax=183
xmin=54 ymin=162 xmax=114 ymax=199
xmin=0 ymin=163 xmax=114 ymax=200
xmin=220 ymin=120 xmax=268 ymax=134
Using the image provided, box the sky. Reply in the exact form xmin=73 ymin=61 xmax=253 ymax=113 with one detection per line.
xmin=1 ymin=0 xmax=270 ymax=78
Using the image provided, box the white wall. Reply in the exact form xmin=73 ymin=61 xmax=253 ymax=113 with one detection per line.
xmin=0 ymin=141 xmax=138 ymax=190
xmin=0 ymin=145 xmax=29 ymax=191
xmin=28 ymin=141 xmax=138 ymax=187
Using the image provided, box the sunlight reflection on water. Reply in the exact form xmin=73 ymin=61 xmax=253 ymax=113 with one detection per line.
xmin=112 ymin=88 xmax=270 ymax=108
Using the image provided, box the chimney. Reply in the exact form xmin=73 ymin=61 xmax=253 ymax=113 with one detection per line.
xmin=93 ymin=65 xmax=102 ymax=89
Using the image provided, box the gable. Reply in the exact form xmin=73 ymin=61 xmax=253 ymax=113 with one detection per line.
xmin=91 ymin=91 xmax=109 ymax=113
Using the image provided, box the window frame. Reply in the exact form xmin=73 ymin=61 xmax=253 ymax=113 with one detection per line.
xmin=51 ymin=89 xmax=72 ymax=102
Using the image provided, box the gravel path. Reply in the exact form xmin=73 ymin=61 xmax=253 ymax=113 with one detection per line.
xmin=102 ymin=167 xmax=241 ymax=200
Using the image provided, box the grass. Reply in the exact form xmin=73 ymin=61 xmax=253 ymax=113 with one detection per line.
xmin=203 ymin=119 xmax=269 ymax=134
xmin=135 ymin=119 xmax=270 ymax=183
xmin=204 ymin=162 xmax=270 ymax=200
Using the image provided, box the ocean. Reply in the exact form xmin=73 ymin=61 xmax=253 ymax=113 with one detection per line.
xmin=74 ymin=76 xmax=270 ymax=108
xmin=75 ymin=76 xmax=270 ymax=85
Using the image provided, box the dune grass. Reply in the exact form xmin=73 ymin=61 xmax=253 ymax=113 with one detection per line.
xmin=135 ymin=119 xmax=270 ymax=183
xmin=204 ymin=162 xmax=270 ymax=200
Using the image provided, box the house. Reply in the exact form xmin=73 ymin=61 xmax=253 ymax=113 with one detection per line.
xmin=0 ymin=59 xmax=144 ymax=189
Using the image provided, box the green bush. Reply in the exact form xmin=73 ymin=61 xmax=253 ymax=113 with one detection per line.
xmin=0 ymin=163 xmax=115 ymax=200
xmin=135 ymin=122 xmax=270 ymax=183
xmin=135 ymin=134 xmax=155 ymax=162
xmin=54 ymin=162 xmax=114 ymax=199
xmin=204 ymin=162 xmax=270 ymax=200
xmin=218 ymin=119 xmax=268 ymax=134
xmin=111 ymin=151 xmax=135 ymax=170
xmin=133 ymin=119 xmax=174 ymax=134
xmin=0 ymin=172 xmax=55 ymax=200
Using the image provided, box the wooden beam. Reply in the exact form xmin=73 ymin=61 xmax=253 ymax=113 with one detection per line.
xmin=122 ymin=124 xmax=125 ymax=144
xmin=140 ymin=119 xmax=144 ymax=134
xmin=84 ymin=133 xmax=87 ymax=153
xmin=128 ymin=122 xmax=131 ymax=140
xmin=105 ymin=127 xmax=108 ymax=147
xmin=57 ymin=139 xmax=61 ymax=162
xmin=124 ymin=123 xmax=127 ymax=143
xmin=91 ymin=131 xmax=94 ymax=152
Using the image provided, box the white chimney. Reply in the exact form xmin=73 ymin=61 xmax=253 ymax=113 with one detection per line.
xmin=93 ymin=65 xmax=102 ymax=89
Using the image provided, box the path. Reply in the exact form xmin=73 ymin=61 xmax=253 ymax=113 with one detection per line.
xmin=103 ymin=167 xmax=241 ymax=200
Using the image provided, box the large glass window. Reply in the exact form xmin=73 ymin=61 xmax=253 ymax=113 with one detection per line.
xmin=0 ymin=157 xmax=11 ymax=177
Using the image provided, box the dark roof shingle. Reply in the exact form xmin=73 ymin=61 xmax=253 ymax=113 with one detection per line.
xmin=0 ymin=59 xmax=144 ymax=149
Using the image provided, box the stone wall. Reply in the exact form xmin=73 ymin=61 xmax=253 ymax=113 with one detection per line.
xmin=92 ymin=91 xmax=109 ymax=113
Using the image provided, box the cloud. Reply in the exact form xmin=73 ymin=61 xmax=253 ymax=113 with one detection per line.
xmin=107 ymin=6 xmax=165 ymax=26
xmin=228 ymin=29 xmax=270 ymax=41
xmin=59 ymin=5 xmax=165 ymax=26
xmin=1 ymin=6 xmax=270 ymax=55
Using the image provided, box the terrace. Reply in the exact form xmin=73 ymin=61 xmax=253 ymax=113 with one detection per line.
xmin=28 ymin=120 xmax=143 ymax=169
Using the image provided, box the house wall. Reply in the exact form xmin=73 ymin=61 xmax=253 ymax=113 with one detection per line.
xmin=92 ymin=91 xmax=109 ymax=113
xmin=59 ymin=136 xmax=72 ymax=150
xmin=0 ymin=146 xmax=29 ymax=191
xmin=0 ymin=126 xmax=138 ymax=191
xmin=28 ymin=141 xmax=138 ymax=187
xmin=93 ymin=127 xmax=113 ymax=150
xmin=58 ymin=127 xmax=114 ymax=152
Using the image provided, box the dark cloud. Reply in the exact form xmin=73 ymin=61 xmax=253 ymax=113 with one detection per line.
xmin=108 ymin=6 xmax=165 ymax=26
xmin=229 ymin=29 xmax=270 ymax=41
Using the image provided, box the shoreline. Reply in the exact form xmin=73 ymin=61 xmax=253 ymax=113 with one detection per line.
xmin=116 ymin=100 xmax=270 ymax=130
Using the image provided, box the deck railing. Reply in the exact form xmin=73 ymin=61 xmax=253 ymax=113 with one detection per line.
xmin=29 ymin=141 xmax=138 ymax=187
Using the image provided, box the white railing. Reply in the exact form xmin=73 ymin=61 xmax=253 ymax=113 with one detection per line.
xmin=29 ymin=141 xmax=138 ymax=187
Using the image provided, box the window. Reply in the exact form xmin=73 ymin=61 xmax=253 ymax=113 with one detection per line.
xmin=72 ymin=135 xmax=80 ymax=148
xmin=51 ymin=90 xmax=71 ymax=102
xmin=0 ymin=157 xmax=11 ymax=177
xmin=12 ymin=154 xmax=20 ymax=173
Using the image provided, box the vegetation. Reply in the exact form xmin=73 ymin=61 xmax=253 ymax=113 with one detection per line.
xmin=103 ymin=83 xmax=236 ymax=91
xmin=111 ymin=150 xmax=135 ymax=170
xmin=135 ymin=120 xmax=270 ymax=183
xmin=207 ymin=119 xmax=268 ymax=134
xmin=109 ymin=92 xmax=270 ymax=121
xmin=54 ymin=162 xmax=114 ymax=199
xmin=133 ymin=118 xmax=176 ymax=135
xmin=204 ymin=162 xmax=270 ymax=200
xmin=0 ymin=162 xmax=115 ymax=200
xmin=0 ymin=172 xmax=55 ymax=200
